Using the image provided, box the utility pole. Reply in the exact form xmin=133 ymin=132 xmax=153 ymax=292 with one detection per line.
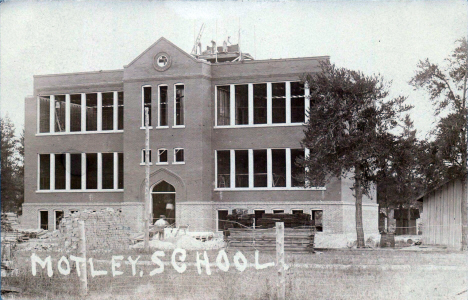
xmin=144 ymin=107 xmax=150 ymax=251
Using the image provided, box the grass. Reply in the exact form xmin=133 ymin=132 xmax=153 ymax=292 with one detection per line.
xmin=2 ymin=249 xmax=466 ymax=299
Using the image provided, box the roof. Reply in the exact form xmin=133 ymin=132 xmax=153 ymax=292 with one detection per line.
xmin=416 ymin=176 xmax=465 ymax=202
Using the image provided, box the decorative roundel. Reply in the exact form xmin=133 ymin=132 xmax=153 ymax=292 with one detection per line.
xmin=153 ymin=52 xmax=172 ymax=72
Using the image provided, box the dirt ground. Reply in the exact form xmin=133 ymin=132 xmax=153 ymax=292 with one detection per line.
xmin=2 ymin=248 xmax=467 ymax=300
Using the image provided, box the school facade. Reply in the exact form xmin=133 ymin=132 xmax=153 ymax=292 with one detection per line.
xmin=22 ymin=37 xmax=378 ymax=240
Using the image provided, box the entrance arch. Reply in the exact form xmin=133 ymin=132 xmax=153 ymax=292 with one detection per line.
xmin=151 ymin=181 xmax=176 ymax=225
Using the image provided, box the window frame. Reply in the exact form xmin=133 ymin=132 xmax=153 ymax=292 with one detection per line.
xmin=216 ymin=209 xmax=229 ymax=232
xmin=157 ymin=85 xmax=169 ymax=128
xmin=39 ymin=210 xmax=49 ymax=230
xmin=311 ymin=209 xmax=323 ymax=232
xmin=141 ymin=85 xmax=153 ymax=129
xmin=157 ymin=148 xmax=168 ymax=165
xmin=141 ymin=149 xmax=153 ymax=165
xmin=173 ymin=83 xmax=185 ymax=128
xmin=173 ymin=148 xmax=185 ymax=164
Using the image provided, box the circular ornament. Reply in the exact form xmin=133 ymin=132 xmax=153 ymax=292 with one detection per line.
xmin=153 ymin=52 xmax=172 ymax=72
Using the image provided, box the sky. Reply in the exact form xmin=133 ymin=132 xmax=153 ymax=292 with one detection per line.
xmin=1 ymin=0 xmax=466 ymax=139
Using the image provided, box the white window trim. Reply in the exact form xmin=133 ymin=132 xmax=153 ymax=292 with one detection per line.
xmin=173 ymin=84 xmax=185 ymax=127
xmin=214 ymin=81 xmax=307 ymax=129
xmin=141 ymin=149 xmax=153 ymax=165
xmin=37 ymin=152 xmax=124 ymax=192
xmin=142 ymin=85 xmax=152 ymax=128
xmin=214 ymin=147 xmax=326 ymax=191
xmin=113 ymin=91 xmax=118 ymax=131
xmin=173 ymin=148 xmax=185 ymax=164
xmin=158 ymin=85 xmax=169 ymax=128
xmin=157 ymin=148 xmax=169 ymax=165
xmin=216 ymin=209 xmax=229 ymax=232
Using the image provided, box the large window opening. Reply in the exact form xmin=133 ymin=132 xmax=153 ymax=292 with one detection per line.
xmin=102 ymin=153 xmax=114 ymax=189
xmin=175 ymin=85 xmax=185 ymax=126
xmin=55 ymin=211 xmax=64 ymax=230
xmin=217 ymin=86 xmax=230 ymax=126
xmin=235 ymin=150 xmax=249 ymax=188
xmin=118 ymin=92 xmax=124 ymax=130
xmin=70 ymin=94 xmax=82 ymax=132
xmin=70 ymin=154 xmax=82 ymax=190
xmin=272 ymin=83 xmax=286 ymax=124
xmin=174 ymin=148 xmax=184 ymax=163
xmin=55 ymin=154 xmax=66 ymax=190
xmin=142 ymin=149 xmax=152 ymax=164
xmin=235 ymin=85 xmax=248 ymax=125
xmin=217 ymin=150 xmax=230 ymax=188
xmin=152 ymin=181 xmax=176 ymax=225
xmin=39 ymin=154 xmax=50 ymax=190
xmin=254 ymin=210 xmax=265 ymax=227
xmin=86 ymin=93 xmax=98 ymax=131
xmin=143 ymin=86 xmax=152 ymax=127
xmin=39 ymin=96 xmax=51 ymax=133
xmin=291 ymin=82 xmax=305 ymax=123
xmin=312 ymin=210 xmax=323 ymax=232
xmin=101 ymin=92 xmax=114 ymax=131
xmin=158 ymin=149 xmax=168 ymax=164
xmin=253 ymin=150 xmax=267 ymax=187
xmin=54 ymin=95 xmax=66 ymax=132
xmin=86 ymin=153 xmax=98 ymax=189
xmin=159 ymin=86 xmax=168 ymax=127
xmin=272 ymin=149 xmax=286 ymax=187
xmin=253 ymin=83 xmax=267 ymax=124
xmin=39 ymin=211 xmax=49 ymax=230
xmin=291 ymin=149 xmax=305 ymax=187
xmin=217 ymin=210 xmax=229 ymax=231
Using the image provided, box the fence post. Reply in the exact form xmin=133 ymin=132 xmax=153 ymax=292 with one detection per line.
xmin=276 ymin=222 xmax=285 ymax=300
xmin=78 ymin=220 xmax=88 ymax=296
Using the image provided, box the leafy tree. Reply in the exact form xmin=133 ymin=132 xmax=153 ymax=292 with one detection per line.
xmin=376 ymin=115 xmax=424 ymax=233
xmin=410 ymin=37 xmax=467 ymax=249
xmin=301 ymin=62 xmax=412 ymax=247
xmin=1 ymin=117 xmax=23 ymax=212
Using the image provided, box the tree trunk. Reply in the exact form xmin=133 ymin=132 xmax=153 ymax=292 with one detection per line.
xmin=354 ymin=167 xmax=365 ymax=248
xmin=385 ymin=205 xmax=389 ymax=233
xmin=460 ymin=45 xmax=467 ymax=250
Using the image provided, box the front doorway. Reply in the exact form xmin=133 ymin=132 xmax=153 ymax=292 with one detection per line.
xmin=151 ymin=181 xmax=176 ymax=226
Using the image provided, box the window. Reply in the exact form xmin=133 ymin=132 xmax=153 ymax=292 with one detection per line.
xmin=217 ymin=150 xmax=230 ymax=188
xmin=39 ymin=154 xmax=50 ymax=190
xmin=70 ymin=154 xmax=82 ymax=190
xmin=86 ymin=153 xmax=98 ymax=189
xmin=253 ymin=150 xmax=267 ymax=187
xmin=273 ymin=209 xmax=284 ymax=214
xmin=272 ymin=149 xmax=286 ymax=187
xmin=217 ymin=86 xmax=230 ymax=126
xmin=158 ymin=86 xmax=168 ymax=127
xmin=235 ymin=85 xmax=248 ymax=125
xmin=311 ymin=210 xmax=323 ymax=232
xmin=158 ymin=149 xmax=168 ymax=164
xmin=102 ymin=153 xmax=114 ymax=189
xmin=235 ymin=150 xmax=248 ymax=187
xmin=70 ymin=210 xmax=78 ymax=214
xmin=86 ymin=93 xmax=98 ymax=131
xmin=55 ymin=211 xmax=64 ymax=230
xmin=55 ymin=154 xmax=66 ymax=190
xmin=118 ymin=92 xmax=124 ymax=130
xmin=70 ymin=94 xmax=82 ymax=132
xmin=39 ymin=96 xmax=51 ymax=133
xmin=272 ymin=83 xmax=286 ymax=124
xmin=118 ymin=153 xmax=124 ymax=189
xmin=253 ymin=83 xmax=267 ymax=124
xmin=217 ymin=210 xmax=229 ymax=231
xmin=291 ymin=149 xmax=305 ymax=187
xmin=39 ymin=211 xmax=49 ymax=230
xmin=141 ymin=149 xmax=152 ymax=164
xmin=254 ymin=210 xmax=265 ymax=227
xmin=291 ymin=82 xmax=305 ymax=123
xmin=101 ymin=92 xmax=114 ymax=131
xmin=174 ymin=85 xmax=185 ymax=126
xmin=54 ymin=95 xmax=66 ymax=132
xmin=142 ymin=86 xmax=152 ymax=127
xmin=292 ymin=209 xmax=303 ymax=214
xmin=174 ymin=148 xmax=184 ymax=163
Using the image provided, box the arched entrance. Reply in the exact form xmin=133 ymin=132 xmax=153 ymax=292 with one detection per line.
xmin=151 ymin=181 xmax=176 ymax=226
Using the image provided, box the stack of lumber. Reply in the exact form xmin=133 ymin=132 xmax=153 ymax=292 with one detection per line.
xmin=256 ymin=213 xmax=314 ymax=228
xmin=227 ymin=227 xmax=315 ymax=253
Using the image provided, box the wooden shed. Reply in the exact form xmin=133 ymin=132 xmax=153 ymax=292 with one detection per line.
xmin=417 ymin=178 xmax=465 ymax=249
